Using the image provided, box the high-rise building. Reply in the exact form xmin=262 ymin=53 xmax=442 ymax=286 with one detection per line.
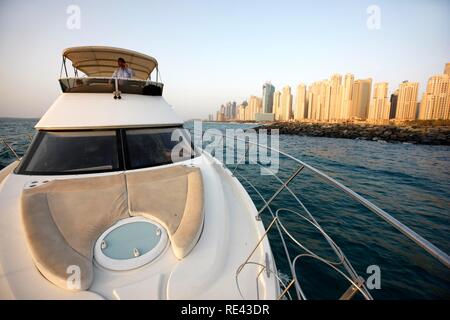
xmin=307 ymin=81 xmax=327 ymax=121
xmin=216 ymin=110 xmax=225 ymax=122
xmin=307 ymin=87 xmax=314 ymax=120
xmin=236 ymin=101 xmax=247 ymax=121
xmin=368 ymin=82 xmax=390 ymax=122
xmin=225 ymin=103 xmax=230 ymax=119
xmin=351 ymin=79 xmax=372 ymax=120
xmin=294 ymin=84 xmax=307 ymax=120
xmin=419 ymin=74 xmax=450 ymax=120
xmin=395 ymin=81 xmax=419 ymax=120
xmin=262 ymin=82 xmax=275 ymax=113
xmin=444 ymin=62 xmax=450 ymax=76
xmin=307 ymin=83 xmax=316 ymax=120
xmin=328 ymin=74 xmax=342 ymax=121
xmin=272 ymin=91 xmax=282 ymax=120
xmin=231 ymin=101 xmax=237 ymax=119
xmin=339 ymin=74 xmax=354 ymax=120
xmin=319 ymin=81 xmax=330 ymax=121
xmin=279 ymin=86 xmax=293 ymax=121
xmin=389 ymin=90 xmax=398 ymax=119
xmin=246 ymin=96 xmax=262 ymax=121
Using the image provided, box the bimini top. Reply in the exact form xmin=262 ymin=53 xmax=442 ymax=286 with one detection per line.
xmin=63 ymin=46 xmax=158 ymax=80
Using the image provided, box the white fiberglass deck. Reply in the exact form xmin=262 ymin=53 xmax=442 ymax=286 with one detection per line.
xmin=0 ymin=155 xmax=279 ymax=299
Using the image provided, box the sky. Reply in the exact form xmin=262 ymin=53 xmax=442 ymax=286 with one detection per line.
xmin=0 ymin=0 xmax=449 ymax=120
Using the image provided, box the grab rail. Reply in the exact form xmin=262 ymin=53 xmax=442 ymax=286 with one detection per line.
xmin=194 ymin=129 xmax=450 ymax=299
xmin=227 ymin=132 xmax=450 ymax=269
xmin=0 ymin=133 xmax=35 ymax=162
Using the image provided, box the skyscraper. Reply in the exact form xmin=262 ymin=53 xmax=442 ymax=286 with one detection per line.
xmin=328 ymin=74 xmax=342 ymax=121
xmin=272 ymin=91 xmax=282 ymax=120
xmin=216 ymin=110 xmax=225 ymax=122
xmin=231 ymin=101 xmax=237 ymax=119
xmin=262 ymin=82 xmax=275 ymax=113
xmin=419 ymin=74 xmax=450 ymax=120
xmin=236 ymin=101 xmax=247 ymax=120
xmin=351 ymin=79 xmax=372 ymax=120
xmin=445 ymin=62 xmax=450 ymax=76
xmin=247 ymin=96 xmax=262 ymax=120
xmin=389 ymin=90 xmax=399 ymax=119
xmin=294 ymin=84 xmax=307 ymax=120
xmin=319 ymin=81 xmax=330 ymax=121
xmin=280 ymin=86 xmax=293 ymax=121
xmin=395 ymin=81 xmax=419 ymax=120
xmin=368 ymin=82 xmax=390 ymax=122
xmin=225 ymin=102 xmax=230 ymax=120
xmin=307 ymin=80 xmax=328 ymax=121
xmin=339 ymin=74 xmax=354 ymax=121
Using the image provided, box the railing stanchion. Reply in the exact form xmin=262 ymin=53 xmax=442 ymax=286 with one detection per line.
xmin=231 ymin=140 xmax=249 ymax=176
xmin=256 ymin=165 xmax=304 ymax=220
xmin=339 ymin=276 xmax=365 ymax=300
xmin=1 ymin=139 xmax=20 ymax=160
xmin=277 ymin=279 xmax=296 ymax=300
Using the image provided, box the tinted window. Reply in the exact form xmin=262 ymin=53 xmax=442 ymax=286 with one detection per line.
xmin=18 ymin=131 xmax=119 ymax=174
xmin=126 ymin=128 xmax=194 ymax=169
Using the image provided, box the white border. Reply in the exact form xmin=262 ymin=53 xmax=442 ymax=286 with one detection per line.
xmin=94 ymin=216 xmax=168 ymax=271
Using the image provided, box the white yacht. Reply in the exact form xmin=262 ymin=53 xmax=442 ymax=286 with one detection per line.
xmin=1 ymin=46 xmax=448 ymax=300
xmin=0 ymin=46 xmax=279 ymax=299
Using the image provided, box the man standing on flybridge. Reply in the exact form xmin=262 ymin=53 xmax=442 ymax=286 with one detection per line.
xmin=112 ymin=57 xmax=135 ymax=78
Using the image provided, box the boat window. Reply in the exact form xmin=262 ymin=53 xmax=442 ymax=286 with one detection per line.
xmin=17 ymin=131 xmax=120 ymax=174
xmin=125 ymin=127 xmax=195 ymax=169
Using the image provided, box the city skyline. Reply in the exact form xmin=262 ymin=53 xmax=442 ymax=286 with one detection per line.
xmin=210 ymin=62 xmax=450 ymax=123
xmin=1 ymin=0 xmax=449 ymax=120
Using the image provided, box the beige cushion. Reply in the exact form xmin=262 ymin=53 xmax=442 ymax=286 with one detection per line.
xmin=46 ymin=176 xmax=129 ymax=258
xmin=171 ymin=169 xmax=204 ymax=258
xmin=127 ymin=166 xmax=204 ymax=259
xmin=21 ymin=174 xmax=128 ymax=290
xmin=21 ymin=165 xmax=205 ymax=292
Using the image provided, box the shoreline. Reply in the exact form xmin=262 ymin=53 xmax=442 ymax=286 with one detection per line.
xmin=255 ymin=122 xmax=450 ymax=145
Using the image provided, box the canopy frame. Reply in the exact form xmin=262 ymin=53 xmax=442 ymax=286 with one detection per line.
xmin=61 ymin=46 xmax=159 ymax=80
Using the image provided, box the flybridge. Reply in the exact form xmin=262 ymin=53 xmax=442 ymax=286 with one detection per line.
xmin=59 ymin=46 xmax=164 ymax=97
xmin=58 ymin=77 xmax=164 ymax=97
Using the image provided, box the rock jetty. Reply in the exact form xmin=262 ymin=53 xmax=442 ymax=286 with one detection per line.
xmin=256 ymin=122 xmax=450 ymax=145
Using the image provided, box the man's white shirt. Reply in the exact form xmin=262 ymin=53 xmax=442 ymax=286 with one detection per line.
xmin=112 ymin=67 xmax=135 ymax=78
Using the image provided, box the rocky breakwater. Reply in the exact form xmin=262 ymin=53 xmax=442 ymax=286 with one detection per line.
xmin=257 ymin=122 xmax=450 ymax=145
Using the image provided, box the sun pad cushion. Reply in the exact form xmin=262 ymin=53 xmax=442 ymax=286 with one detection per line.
xmin=21 ymin=165 xmax=204 ymax=291
xmin=21 ymin=174 xmax=128 ymax=290
xmin=126 ymin=166 xmax=205 ymax=259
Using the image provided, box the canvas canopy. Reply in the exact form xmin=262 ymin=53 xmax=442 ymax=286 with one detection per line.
xmin=63 ymin=46 xmax=158 ymax=80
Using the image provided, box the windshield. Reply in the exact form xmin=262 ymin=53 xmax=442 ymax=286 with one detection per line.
xmin=125 ymin=128 xmax=193 ymax=169
xmin=16 ymin=127 xmax=196 ymax=175
xmin=17 ymin=131 xmax=120 ymax=174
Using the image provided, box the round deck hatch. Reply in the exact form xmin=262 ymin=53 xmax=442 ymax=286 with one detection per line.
xmin=94 ymin=217 xmax=168 ymax=271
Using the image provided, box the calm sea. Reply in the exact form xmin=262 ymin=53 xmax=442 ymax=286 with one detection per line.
xmin=1 ymin=118 xmax=449 ymax=299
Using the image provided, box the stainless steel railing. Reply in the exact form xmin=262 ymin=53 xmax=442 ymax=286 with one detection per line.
xmin=195 ymin=129 xmax=450 ymax=300
xmin=0 ymin=133 xmax=34 ymax=162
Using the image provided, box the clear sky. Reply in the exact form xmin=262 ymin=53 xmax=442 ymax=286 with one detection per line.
xmin=0 ymin=0 xmax=449 ymax=120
